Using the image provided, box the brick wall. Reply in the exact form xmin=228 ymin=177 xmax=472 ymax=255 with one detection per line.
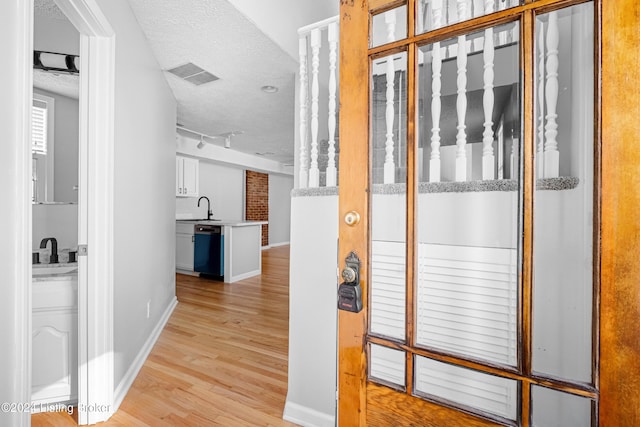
xmin=245 ymin=170 xmax=269 ymax=246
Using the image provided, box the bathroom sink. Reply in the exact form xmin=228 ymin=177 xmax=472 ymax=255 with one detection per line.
xmin=33 ymin=265 xmax=78 ymax=276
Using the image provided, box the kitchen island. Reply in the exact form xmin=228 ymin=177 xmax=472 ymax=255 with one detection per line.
xmin=176 ymin=219 xmax=267 ymax=283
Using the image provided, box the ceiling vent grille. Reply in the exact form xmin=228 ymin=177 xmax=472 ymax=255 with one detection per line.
xmin=167 ymin=62 xmax=219 ymax=86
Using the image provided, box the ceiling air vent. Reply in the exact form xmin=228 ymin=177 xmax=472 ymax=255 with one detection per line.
xmin=167 ymin=62 xmax=219 ymax=86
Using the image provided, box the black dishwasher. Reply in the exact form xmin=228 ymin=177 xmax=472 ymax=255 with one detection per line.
xmin=194 ymin=224 xmax=224 ymax=277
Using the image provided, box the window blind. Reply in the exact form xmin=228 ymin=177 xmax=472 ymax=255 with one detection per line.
xmin=32 ymin=99 xmax=48 ymax=155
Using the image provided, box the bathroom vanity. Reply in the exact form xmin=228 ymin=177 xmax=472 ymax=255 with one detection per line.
xmin=32 ymin=263 xmax=78 ymax=407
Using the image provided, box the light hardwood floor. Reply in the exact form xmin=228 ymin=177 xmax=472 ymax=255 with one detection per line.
xmin=32 ymin=245 xmax=298 ymax=426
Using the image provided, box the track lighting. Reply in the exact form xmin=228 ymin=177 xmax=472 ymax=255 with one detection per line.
xmin=197 ymin=135 xmax=206 ymax=149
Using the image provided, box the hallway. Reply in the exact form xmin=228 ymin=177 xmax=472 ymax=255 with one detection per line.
xmin=33 ymin=245 xmax=297 ymax=426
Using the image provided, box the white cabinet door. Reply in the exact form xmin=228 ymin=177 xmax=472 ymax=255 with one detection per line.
xmin=32 ymin=311 xmax=78 ymax=405
xmin=182 ymin=157 xmax=199 ymax=197
xmin=176 ymin=232 xmax=195 ymax=271
xmin=176 ymin=156 xmax=199 ymax=197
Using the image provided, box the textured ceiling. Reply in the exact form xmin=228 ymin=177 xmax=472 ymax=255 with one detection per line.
xmin=127 ymin=0 xmax=299 ymax=164
xmin=34 ymin=0 xmax=68 ymax=21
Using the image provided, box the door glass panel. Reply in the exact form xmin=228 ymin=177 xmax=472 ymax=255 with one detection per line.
xmin=415 ymin=356 xmax=519 ymax=421
xmin=369 ymin=344 xmax=406 ymax=388
xmin=415 ymin=22 xmax=520 ymax=367
xmin=371 ymin=5 xmax=408 ymax=48
xmin=531 ymin=386 xmax=592 ymax=427
xmin=417 ymin=0 xmax=521 ymax=34
xmin=370 ymin=51 xmax=408 ymax=341
xmin=532 ymin=1 xmax=594 ymax=383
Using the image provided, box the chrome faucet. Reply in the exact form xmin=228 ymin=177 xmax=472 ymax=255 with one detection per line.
xmin=198 ymin=196 xmax=213 ymax=220
xmin=40 ymin=237 xmax=59 ymax=264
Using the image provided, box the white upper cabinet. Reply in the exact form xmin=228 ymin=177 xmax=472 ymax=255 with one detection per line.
xmin=176 ymin=156 xmax=199 ymax=197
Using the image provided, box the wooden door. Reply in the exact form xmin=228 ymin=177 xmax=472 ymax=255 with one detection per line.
xmin=337 ymin=0 xmax=640 ymax=425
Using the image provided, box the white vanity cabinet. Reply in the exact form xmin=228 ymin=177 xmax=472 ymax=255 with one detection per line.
xmin=32 ymin=275 xmax=78 ymax=406
xmin=176 ymin=222 xmax=195 ymax=272
xmin=176 ymin=156 xmax=199 ymax=197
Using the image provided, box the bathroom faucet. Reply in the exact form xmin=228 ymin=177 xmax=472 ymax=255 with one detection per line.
xmin=198 ymin=196 xmax=213 ymax=220
xmin=40 ymin=237 xmax=59 ymax=264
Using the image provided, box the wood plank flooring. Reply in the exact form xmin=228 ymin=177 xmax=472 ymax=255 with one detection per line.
xmin=32 ymin=245 xmax=298 ymax=427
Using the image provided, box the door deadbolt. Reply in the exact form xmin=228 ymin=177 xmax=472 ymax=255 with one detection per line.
xmin=338 ymin=251 xmax=363 ymax=313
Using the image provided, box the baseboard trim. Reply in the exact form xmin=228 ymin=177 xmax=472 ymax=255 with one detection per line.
xmin=112 ymin=296 xmax=178 ymax=411
xmin=283 ymin=400 xmax=335 ymax=427
xmin=269 ymin=241 xmax=290 ymax=248
xmin=228 ymin=269 xmax=261 ymax=283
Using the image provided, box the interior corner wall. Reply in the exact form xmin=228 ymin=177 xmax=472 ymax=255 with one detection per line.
xmin=268 ymin=174 xmax=293 ymax=245
xmin=94 ymin=0 xmax=177 ymax=390
xmin=245 ymin=170 xmax=269 ymax=246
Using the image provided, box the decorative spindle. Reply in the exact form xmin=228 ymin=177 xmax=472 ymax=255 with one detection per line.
xmin=481 ymin=3 xmax=495 ymax=180
xmin=497 ymin=0 xmax=508 ymax=45
xmin=544 ymin=11 xmax=559 ymax=178
xmin=455 ymin=0 xmax=468 ymax=182
xmin=430 ymin=0 xmax=443 ymax=182
xmin=326 ymin=22 xmax=338 ymax=187
xmin=308 ymin=28 xmax=321 ymax=187
xmin=510 ymin=137 xmax=518 ymax=179
xmin=384 ymin=10 xmax=397 ymax=184
xmin=298 ymin=37 xmax=308 ymax=188
xmin=537 ymin=22 xmax=545 ymax=179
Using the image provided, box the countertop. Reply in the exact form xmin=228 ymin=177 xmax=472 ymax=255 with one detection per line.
xmin=176 ymin=219 xmax=268 ymax=227
xmin=33 ymin=262 xmax=79 ymax=282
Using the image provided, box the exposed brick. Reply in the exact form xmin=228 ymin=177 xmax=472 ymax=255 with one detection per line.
xmin=245 ymin=170 xmax=269 ymax=246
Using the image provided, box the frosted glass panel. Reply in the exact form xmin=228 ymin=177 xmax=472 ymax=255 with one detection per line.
xmin=370 ymin=241 xmax=406 ymax=339
xmin=531 ymin=386 xmax=592 ymax=427
xmin=370 ymin=51 xmax=407 ymax=341
xmin=371 ymin=5 xmax=407 ymax=48
xmin=532 ymin=1 xmax=594 ymax=383
xmin=416 ymin=243 xmax=517 ymax=365
xmin=369 ymin=344 xmax=406 ymax=387
xmin=415 ymin=356 xmax=518 ymax=421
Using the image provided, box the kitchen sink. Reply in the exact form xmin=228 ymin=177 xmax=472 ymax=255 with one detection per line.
xmin=178 ymin=218 xmax=221 ymax=222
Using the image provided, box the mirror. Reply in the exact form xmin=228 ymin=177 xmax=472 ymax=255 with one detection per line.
xmin=33 ymin=2 xmax=80 ymax=204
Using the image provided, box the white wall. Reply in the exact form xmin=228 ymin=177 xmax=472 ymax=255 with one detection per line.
xmin=94 ymin=0 xmax=177 ymax=390
xmin=269 ymin=174 xmax=293 ymax=245
xmin=0 ymin=2 xmax=32 ymax=425
xmin=34 ymin=12 xmax=80 ymax=55
xmin=176 ymin=160 xmax=244 ymax=220
xmin=32 ymin=204 xmax=78 ymax=252
xmin=285 ymin=195 xmax=337 ymax=427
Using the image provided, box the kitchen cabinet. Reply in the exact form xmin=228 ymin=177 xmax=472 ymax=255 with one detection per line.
xmin=176 ymin=156 xmax=199 ymax=197
xmin=176 ymin=222 xmax=195 ymax=272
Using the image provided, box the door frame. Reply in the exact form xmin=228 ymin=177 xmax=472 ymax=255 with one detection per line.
xmin=17 ymin=0 xmax=115 ymax=425
xmin=337 ymin=0 xmax=640 ymax=425
xmin=56 ymin=0 xmax=116 ymax=423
